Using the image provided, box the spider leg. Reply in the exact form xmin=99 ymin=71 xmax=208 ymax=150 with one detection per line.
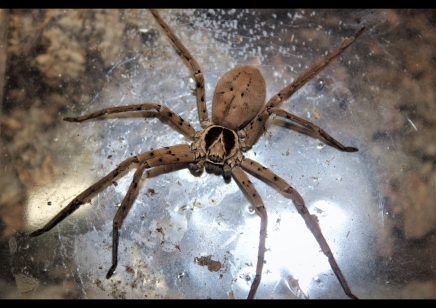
xmin=105 ymin=144 xmax=196 ymax=278
xmin=29 ymin=144 xmax=194 ymax=237
xmin=29 ymin=156 xmax=139 ymax=237
xmin=150 ymin=9 xmax=212 ymax=128
xmin=241 ymin=158 xmax=358 ymax=299
xmin=64 ymin=103 xmax=196 ymax=140
xmin=231 ymin=166 xmax=268 ymax=300
xmin=106 ymin=161 xmax=148 ymax=278
xmin=242 ymin=27 xmax=364 ymax=149
xmin=269 ymin=107 xmax=358 ymax=152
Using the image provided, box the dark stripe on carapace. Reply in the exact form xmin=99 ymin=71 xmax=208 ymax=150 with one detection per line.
xmin=204 ymin=126 xmax=236 ymax=154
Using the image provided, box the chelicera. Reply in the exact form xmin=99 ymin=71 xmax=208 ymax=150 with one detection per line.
xmin=30 ymin=9 xmax=364 ymax=299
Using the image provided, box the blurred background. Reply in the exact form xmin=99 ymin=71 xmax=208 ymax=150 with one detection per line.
xmin=1 ymin=9 xmax=435 ymax=299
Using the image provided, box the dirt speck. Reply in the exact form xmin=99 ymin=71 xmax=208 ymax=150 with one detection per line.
xmin=195 ymin=255 xmax=222 ymax=272
xmin=124 ymin=265 xmax=134 ymax=274
xmin=94 ymin=279 xmax=105 ymax=291
xmin=146 ymin=188 xmax=157 ymax=197
xmin=156 ymin=227 xmax=165 ymax=238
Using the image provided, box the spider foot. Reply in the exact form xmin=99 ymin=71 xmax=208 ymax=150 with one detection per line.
xmin=188 ymin=162 xmax=203 ymax=174
xmin=349 ymin=293 xmax=359 ymax=300
xmin=344 ymin=146 xmax=358 ymax=152
xmin=29 ymin=229 xmax=45 ymax=237
xmin=63 ymin=117 xmax=80 ymax=122
xmin=106 ymin=265 xmax=116 ymax=279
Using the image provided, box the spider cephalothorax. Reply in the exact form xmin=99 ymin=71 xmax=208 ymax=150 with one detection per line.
xmin=189 ymin=125 xmax=243 ymax=179
xmin=30 ymin=9 xmax=364 ymax=299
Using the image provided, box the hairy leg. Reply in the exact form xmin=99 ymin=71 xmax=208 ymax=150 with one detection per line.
xmin=241 ymin=158 xmax=357 ymax=299
xmin=150 ymin=9 xmax=212 ymax=128
xmin=241 ymin=27 xmax=364 ymax=149
xmin=64 ymin=103 xmax=196 ymax=140
xmin=231 ymin=166 xmax=268 ymax=299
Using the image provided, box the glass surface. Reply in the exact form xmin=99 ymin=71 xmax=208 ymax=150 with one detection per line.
xmin=1 ymin=9 xmax=436 ymax=299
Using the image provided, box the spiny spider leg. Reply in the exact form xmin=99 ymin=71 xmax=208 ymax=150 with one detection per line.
xmin=106 ymin=145 xmax=195 ymax=278
xmin=29 ymin=156 xmax=139 ymax=237
xmin=241 ymin=158 xmax=357 ymax=299
xmin=107 ymin=161 xmax=149 ymax=278
xmin=64 ymin=103 xmax=196 ymax=140
xmin=269 ymin=107 xmax=358 ymax=152
xmin=149 ymin=9 xmax=211 ymax=128
xmin=29 ymin=145 xmax=195 ymax=237
xmin=231 ymin=166 xmax=268 ymax=300
xmin=242 ymin=27 xmax=364 ymax=149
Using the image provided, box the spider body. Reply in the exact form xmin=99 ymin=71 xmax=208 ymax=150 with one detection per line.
xmin=191 ymin=66 xmax=266 ymax=180
xmin=30 ymin=9 xmax=364 ymax=299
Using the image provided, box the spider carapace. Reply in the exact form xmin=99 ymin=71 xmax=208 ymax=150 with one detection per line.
xmin=30 ymin=9 xmax=364 ymax=299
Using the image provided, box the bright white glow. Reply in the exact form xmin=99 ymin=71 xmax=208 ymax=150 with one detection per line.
xmin=262 ymin=209 xmax=330 ymax=294
xmin=229 ymin=198 xmax=349 ymax=297
xmin=25 ymin=176 xmax=95 ymax=231
xmin=407 ymin=117 xmax=418 ymax=131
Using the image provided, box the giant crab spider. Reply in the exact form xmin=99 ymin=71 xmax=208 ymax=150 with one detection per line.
xmin=30 ymin=9 xmax=364 ymax=299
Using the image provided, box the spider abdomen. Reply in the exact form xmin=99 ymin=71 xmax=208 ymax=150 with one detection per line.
xmin=212 ymin=66 xmax=266 ymax=130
